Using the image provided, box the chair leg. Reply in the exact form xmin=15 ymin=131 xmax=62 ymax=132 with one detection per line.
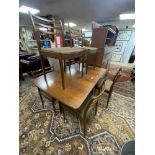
xmin=59 ymin=59 xmax=65 ymax=89
xmin=59 ymin=103 xmax=66 ymax=122
xmin=38 ymin=88 xmax=44 ymax=108
xmin=95 ymin=102 xmax=98 ymax=115
xmin=79 ymin=61 xmax=80 ymax=71
xmin=83 ymin=117 xmax=86 ymax=137
xmin=64 ymin=60 xmax=66 ymax=71
xmin=81 ymin=55 xmax=84 ymax=77
xmin=69 ymin=60 xmax=71 ymax=72
xmin=80 ymin=115 xmax=86 ymax=137
xmin=106 ymin=91 xmax=112 ymax=108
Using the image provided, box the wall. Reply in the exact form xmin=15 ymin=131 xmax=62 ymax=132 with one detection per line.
xmin=101 ymin=20 xmax=135 ymax=64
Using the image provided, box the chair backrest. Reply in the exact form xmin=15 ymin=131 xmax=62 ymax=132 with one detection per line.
xmin=83 ymin=82 xmax=106 ymax=118
xmin=112 ymin=67 xmax=122 ymax=83
xmin=108 ymin=67 xmax=122 ymax=92
xmin=68 ymin=27 xmax=84 ymax=47
xmin=29 ymin=12 xmax=65 ymax=53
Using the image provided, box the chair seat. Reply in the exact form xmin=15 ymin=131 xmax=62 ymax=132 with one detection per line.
xmin=105 ymin=79 xmax=113 ymax=92
xmin=95 ymin=76 xmax=113 ymax=92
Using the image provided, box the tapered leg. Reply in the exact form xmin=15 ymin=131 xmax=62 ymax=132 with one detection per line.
xmin=59 ymin=59 xmax=65 ymax=89
xmin=95 ymin=102 xmax=98 ymax=115
xmin=69 ymin=59 xmax=71 ymax=72
xmin=85 ymin=57 xmax=88 ymax=74
xmin=62 ymin=109 xmax=66 ymax=122
xmin=40 ymin=55 xmax=47 ymax=81
xmin=52 ymin=98 xmax=56 ymax=115
xmin=83 ymin=116 xmax=86 ymax=137
xmin=106 ymin=91 xmax=112 ymax=108
xmin=38 ymin=88 xmax=44 ymax=108
xmin=59 ymin=103 xmax=62 ymax=114
xmin=81 ymin=55 xmax=84 ymax=77
xmin=64 ymin=60 xmax=66 ymax=71
xmin=79 ymin=60 xmax=80 ymax=71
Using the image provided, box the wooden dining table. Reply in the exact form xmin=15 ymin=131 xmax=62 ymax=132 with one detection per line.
xmin=40 ymin=47 xmax=98 ymax=90
xmin=33 ymin=65 xmax=106 ymax=111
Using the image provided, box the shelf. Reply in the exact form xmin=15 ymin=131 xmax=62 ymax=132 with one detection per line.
xmin=28 ymin=39 xmax=50 ymax=42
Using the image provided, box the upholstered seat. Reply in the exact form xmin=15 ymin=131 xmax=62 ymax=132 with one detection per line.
xmin=105 ymin=79 xmax=113 ymax=91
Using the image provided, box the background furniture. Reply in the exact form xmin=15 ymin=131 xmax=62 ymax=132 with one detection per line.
xmin=87 ymin=27 xmax=108 ymax=67
xmin=19 ymin=55 xmax=51 ymax=78
xmin=31 ymin=66 xmax=55 ymax=78
xmin=90 ymin=22 xmax=120 ymax=67
xmin=64 ymin=26 xmax=84 ymax=69
xmin=69 ymin=27 xmax=84 ymax=47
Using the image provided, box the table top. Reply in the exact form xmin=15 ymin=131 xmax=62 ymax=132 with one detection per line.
xmin=33 ymin=66 xmax=106 ymax=109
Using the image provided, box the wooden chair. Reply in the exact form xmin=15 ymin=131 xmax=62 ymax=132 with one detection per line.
xmin=69 ymin=27 xmax=83 ymax=47
xmin=64 ymin=27 xmax=84 ymax=72
xmin=29 ymin=11 xmax=65 ymax=78
xmin=94 ymin=67 xmax=122 ymax=108
xmin=31 ymin=66 xmax=58 ymax=115
xmin=61 ymin=80 xmax=106 ymax=137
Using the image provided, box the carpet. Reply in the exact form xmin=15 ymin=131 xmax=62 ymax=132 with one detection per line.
xmin=107 ymin=65 xmax=132 ymax=82
xmin=19 ymin=70 xmax=135 ymax=155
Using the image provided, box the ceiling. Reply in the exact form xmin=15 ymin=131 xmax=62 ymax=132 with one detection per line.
xmin=19 ymin=0 xmax=135 ymax=30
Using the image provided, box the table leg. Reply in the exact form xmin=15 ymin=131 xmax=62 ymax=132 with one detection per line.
xmin=59 ymin=59 xmax=65 ymax=89
xmin=52 ymin=98 xmax=56 ymax=115
xmin=69 ymin=59 xmax=71 ymax=72
xmin=78 ymin=60 xmax=80 ymax=71
xmin=38 ymin=88 xmax=44 ymax=108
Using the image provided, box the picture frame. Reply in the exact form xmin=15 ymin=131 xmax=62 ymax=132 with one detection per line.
xmin=117 ymin=30 xmax=132 ymax=41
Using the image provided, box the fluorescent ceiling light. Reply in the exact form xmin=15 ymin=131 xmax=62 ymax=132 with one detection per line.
xmin=120 ymin=13 xmax=135 ymax=20
xmin=82 ymin=28 xmax=87 ymax=32
xmin=39 ymin=27 xmax=47 ymax=31
xmin=19 ymin=5 xmax=40 ymax=14
xmin=64 ymin=22 xmax=77 ymax=27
